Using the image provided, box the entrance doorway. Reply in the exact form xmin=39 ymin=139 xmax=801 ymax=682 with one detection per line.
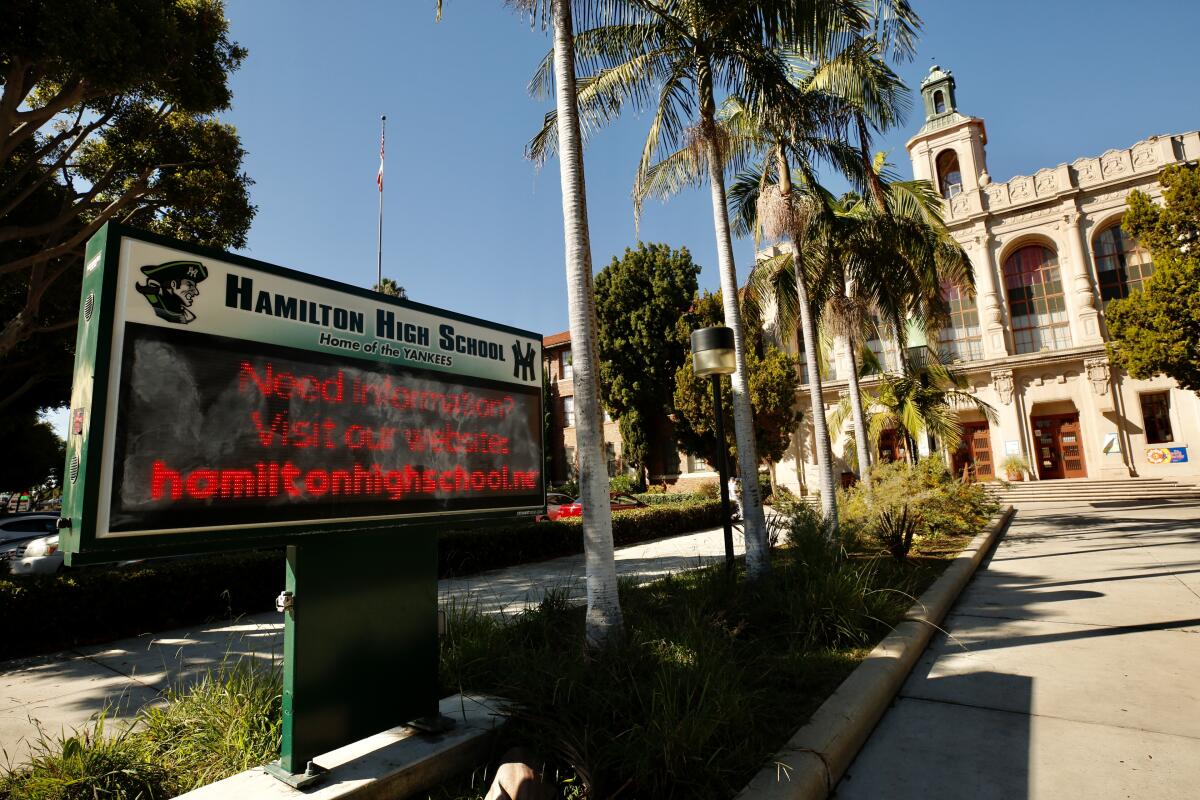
xmin=879 ymin=429 xmax=909 ymax=464
xmin=1031 ymin=413 xmax=1087 ymax=480
xmin=952 ymin=422 xmax=993 ymax=482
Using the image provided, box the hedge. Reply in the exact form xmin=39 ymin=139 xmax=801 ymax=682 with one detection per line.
xmin=0 ymin=500 xmax=723 ymax=661
xmin=440 ymin=500 xmax=722 ymax=576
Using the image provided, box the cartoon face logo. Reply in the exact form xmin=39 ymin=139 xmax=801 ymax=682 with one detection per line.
xmin=135 ymin=260 xmax=208 ymax=324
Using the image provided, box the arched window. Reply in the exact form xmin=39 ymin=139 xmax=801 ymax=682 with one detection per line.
xmin=1094 ymin=224 xmax=1154 ymax=306
xmin=933 ymin=90 xmax=946 ymax=114
xmin=940 ymin=281 xmax=982 ymax=361
xmin=936 ymin=149 xmax=962 ymax=199
xmin=1004 ymin=245 xmax=1072 ymax=354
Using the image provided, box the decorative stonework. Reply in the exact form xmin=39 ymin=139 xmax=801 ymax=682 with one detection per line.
xmin=1085 ymin=357 xmax=1111 ymax=396
xmin=986 ymin=185 xmax=1008 ymax=206
xmin=1035 ymin=169 xmax=1058 ymax=194
xmin=1132 ymin=139 xmax=1158 ymax=169
xmin=1100 ymin=149 xmax=1129 ymax=177
xmin=1010 ymin=176 xmax=1033 ymax=201
xmin=997 ymin=204 xmax=1059 ymax=226
xmin=1073 ymin=157 xmax=1100 ymax=184
xmin=1074 ymin=273 xmax=1097 ymax=309
xmin=950 ymin=194 xmax=969 ymax=215
xmin=992 ymin=369 xmax=1014 ymax=405
xmin=983 ymin=291 xmax=1003 ymax=326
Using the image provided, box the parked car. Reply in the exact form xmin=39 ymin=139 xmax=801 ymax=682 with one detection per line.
xmin=0 ymin=513 xmax=60 ymax=574
xmin=536 ymin=492 xmax=577 ymax=522
xmin=555 ymin=492 xmax=648 ymax=518
xmin=8 ymin=534 xmax=63 ymax=575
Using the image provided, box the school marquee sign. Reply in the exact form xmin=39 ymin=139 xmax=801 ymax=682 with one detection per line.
xmin=60 ymin=224 xmax=544 ymax=563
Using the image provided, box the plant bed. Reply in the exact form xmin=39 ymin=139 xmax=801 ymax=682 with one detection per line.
xmin=0 ymin=481 xmax=994 ymax=798
xmin=431 ymin=531 xmax=985 ymax=798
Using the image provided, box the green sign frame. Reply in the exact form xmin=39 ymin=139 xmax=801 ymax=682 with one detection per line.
xmin=61 ymin=223 xmax=545 ymax=565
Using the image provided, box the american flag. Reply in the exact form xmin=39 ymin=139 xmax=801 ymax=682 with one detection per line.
xmin=376 ymin=121 xmax=385 ymax=192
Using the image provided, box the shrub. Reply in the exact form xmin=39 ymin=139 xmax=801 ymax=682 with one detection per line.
xmin=874 ymin=504 xmax=920 ymax=561
xmin=609 ymin=474 xmax=637 ymax=493
xmin=550 ymin=480 xmax=579 ymax=497
xmin=694 ymin=481 xmax=720 ymax=500
xmin=839 ymin=459 xmax=997 ymax=557
xmin=634 ymin=491 xmax=702 ymax=506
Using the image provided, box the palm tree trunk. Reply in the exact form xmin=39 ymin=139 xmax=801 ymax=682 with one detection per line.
xmin=552 ymin=0 xmax=622 ymax=646
xmin=791 ymin=244 xmax=838 ymax=532
xmin=843 ymin=328 xmax=872 ymax=488
xmin=696 ymin=59 xmax=769 ymax=579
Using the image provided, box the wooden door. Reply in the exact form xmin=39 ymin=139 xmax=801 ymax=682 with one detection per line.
xmin=1032 ymin=413 xmax=1087 ymax=480
xmin=952 ymin=423 xmax=994 ymax=482
xmin=879 ymin=429 xmax=908 ymax=464
xmin=1059 ymin=415 xmax=1087 ymax=478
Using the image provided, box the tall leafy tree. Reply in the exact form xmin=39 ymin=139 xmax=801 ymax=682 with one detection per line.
xmin=0 ymin=0 xmax=255 ymax=412
xmin=1106 ymin=164 xmax=1200 ymax=393
xmin=0 ymin=411 xmax=64 ymax=499
xmin=594 ymin=243 xmax=699 ymax=487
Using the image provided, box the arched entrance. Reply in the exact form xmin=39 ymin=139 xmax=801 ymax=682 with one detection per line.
xmin=1030 ymin=401 xmax=1087 ymax=480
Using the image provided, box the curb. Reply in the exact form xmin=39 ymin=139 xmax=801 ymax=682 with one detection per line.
xmin=736 ymin=505 xmax=1016 ymax=800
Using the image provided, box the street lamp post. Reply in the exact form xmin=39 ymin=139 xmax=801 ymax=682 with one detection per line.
xmin=691 ymin=327 xmax=737 ymax=574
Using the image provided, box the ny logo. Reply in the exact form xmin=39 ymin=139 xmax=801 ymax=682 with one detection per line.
xmin=511 ymin=340 xmax=536 ymax=381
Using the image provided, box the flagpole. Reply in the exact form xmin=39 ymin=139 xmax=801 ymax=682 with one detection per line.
xmin=376 ymin=114 xmax=386 ymax=291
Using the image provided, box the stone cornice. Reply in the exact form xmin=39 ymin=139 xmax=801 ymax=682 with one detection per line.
xmin=940 ymin=131 xmax=1200 ymax=230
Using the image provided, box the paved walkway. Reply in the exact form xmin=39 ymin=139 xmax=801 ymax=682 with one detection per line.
xmin=0 ymin=524 xmax=742 ymax=766
xmin=836 ymin=498 xmax=1200 ymax=799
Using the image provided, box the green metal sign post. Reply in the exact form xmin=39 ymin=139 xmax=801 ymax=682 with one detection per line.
xmin=61 ymin=225 xmax=544 ymax=784
xmin=267 ymin=529 xmax=440 ymax=783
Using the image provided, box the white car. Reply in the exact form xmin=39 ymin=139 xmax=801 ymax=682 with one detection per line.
xmin=8 ymin=534 xmax=64 ymax=575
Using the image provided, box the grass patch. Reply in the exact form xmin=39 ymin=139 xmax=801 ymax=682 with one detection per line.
xmin=0 ymin=661 xmax=281 ymax=800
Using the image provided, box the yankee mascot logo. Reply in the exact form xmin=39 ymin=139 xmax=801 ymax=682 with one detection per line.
xmin=135 ymin=260 xmax=208 ymax=324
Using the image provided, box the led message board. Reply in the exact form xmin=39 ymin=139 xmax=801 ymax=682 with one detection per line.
xmin=61 ymin=224 xmax=543 ymax=563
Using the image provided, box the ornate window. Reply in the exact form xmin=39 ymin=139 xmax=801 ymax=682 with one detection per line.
xmin=936 ymin=149 xmax=962 ymax=199
xmin=933 ymin=90 xmax=946 ymax=114
xmin=1094 ymin=224 xmax=1153 ymax=306
xmin=1003 ymin=245 xmax=1072 ymax=354
xmin=940 ymin=281 xmax=982 ymax=361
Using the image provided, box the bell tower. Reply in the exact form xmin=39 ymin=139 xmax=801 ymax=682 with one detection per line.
xmin=906 ymin=65 xmax=990 ymax=211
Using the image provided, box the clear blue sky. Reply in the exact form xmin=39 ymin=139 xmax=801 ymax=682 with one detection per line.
xmin=219 ymin=1 xmax=1200 ymax=339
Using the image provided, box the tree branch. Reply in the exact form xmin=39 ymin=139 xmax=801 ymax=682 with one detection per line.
xmin=0 ymin=77 xmax=87 ymax=165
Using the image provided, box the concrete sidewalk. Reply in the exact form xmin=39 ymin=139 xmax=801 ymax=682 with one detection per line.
xmin=835 ymin=499 xmax=1200 ymax=799
xmin=0 ymin=524 xmax=744 ymax=766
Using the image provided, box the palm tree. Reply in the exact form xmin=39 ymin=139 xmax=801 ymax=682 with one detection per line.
xmin=373 ymin=277 xmax=407 ymax=298
xmin=548 ymin=0 xmax=625 ymax=646
xmin=831 ymin=347 xmax=995 ymax=466
xmin=527 ymin=2 xmax=876 ymax=567
xmin=443 ymin=0 xmax=626 ymax=646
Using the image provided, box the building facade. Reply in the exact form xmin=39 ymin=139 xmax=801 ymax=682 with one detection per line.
xmin=543 ymin=331 xmax=719 ymax=490
xmin=776 ymin=66 xmax=1200 ymax=491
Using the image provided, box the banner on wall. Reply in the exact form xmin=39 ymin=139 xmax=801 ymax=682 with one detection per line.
xmin=1146 ymin=446 xmax=1188 ymax=464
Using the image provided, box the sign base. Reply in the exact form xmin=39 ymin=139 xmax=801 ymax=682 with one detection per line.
xmin=264 ymin=760 xmax=328 ymax=789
